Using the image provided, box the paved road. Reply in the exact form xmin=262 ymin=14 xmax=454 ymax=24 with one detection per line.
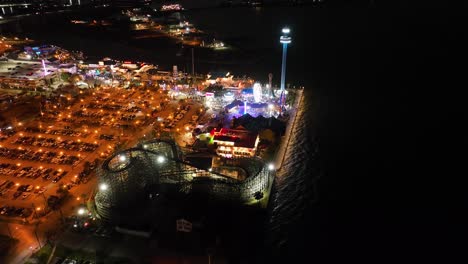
xmin=0 ymin=221 xmax=46 ymax=264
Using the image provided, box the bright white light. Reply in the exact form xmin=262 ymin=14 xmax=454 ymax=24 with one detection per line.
xmin=78 ymin=208 xmax=85 ymax=215
xmin=282 ymin=28 xmax=290 ymax=34
xmin=99 ymin=183 xmax=108 ymax=191
xmin=253 ymin=83 xmax=262 ymax=103
xmin=208 ymin=168 xmax=212 ymax=172
xmin=143 ymin=145 xmax=148 ymax=149
xmin=157 ymin=156 xmax=165 ymax=163
xmin=280 ymin=36 xmax=292 ymax=44
xmin=268 ymin=163 xmax=275 ymax=171
xmin=119 ymin=155 xmax=126 ymax=162
xmin=268 ymin=104 xmax=274 ymax=110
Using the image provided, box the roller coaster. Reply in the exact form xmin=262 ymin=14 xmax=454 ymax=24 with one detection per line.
xmin=94 ymin=138 xmax=274 ymax=223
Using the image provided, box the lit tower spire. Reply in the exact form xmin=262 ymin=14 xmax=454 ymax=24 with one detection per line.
xmin=279 ymin=27 xmax=291 ymax=110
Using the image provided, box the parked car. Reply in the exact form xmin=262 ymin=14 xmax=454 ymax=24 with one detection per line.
xmin=13 ymin=191 xmax=22 ymax=199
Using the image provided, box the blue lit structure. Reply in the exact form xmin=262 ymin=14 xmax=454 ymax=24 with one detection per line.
xmin=280 ymin=27 xmax=291 ymax=110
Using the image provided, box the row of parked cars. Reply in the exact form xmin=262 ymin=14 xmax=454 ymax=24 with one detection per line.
xmin=164 ymin=106 xmax=191 ymax=129
xmin=51 ymin=257 xmax=94 ymax=264
xmin=0 ymin=128 xmax=16 ymax=141
xmin=0 ymin=206 xmax=33 ymax=218
xmin=0 ymin=179 xmax=47 ymax=200
xmin=0 ymin=179 xmax=15 ymax=196
xmin=0 ymin=146 xmax=81 ymax=165
xmin=42 ymin=128 xmax=86 ymax=137
xmin=0 ymin=163 xmax=67 ymax=183
xmin=12 ymin=136 xmax=98 ymax=152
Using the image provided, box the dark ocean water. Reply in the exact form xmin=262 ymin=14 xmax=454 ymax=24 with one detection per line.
xmin=1 ymin=2 xmax=465 ymax=263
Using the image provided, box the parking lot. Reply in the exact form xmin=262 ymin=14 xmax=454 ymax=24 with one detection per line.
xmin=0 ymin=85 xmax=209 ymax=223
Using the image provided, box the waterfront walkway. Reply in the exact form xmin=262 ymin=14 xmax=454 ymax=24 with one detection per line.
xmin=274 ymin=88 xmax=304 ymax=171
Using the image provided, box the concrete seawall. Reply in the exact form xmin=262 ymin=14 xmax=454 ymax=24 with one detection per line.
xmin=274 ymin=88 xmax=304 ymax=171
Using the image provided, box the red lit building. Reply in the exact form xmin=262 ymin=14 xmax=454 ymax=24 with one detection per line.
xmin=210 ymin=128 xmax=259 ymax=158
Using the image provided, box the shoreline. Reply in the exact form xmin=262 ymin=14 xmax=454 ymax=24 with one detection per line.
xmin=274 ymin=87 xmax=304 ymax=171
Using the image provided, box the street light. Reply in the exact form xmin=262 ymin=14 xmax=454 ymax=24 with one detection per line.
xmin=157 ymin=155 xmax=165 ymax=163
xmin=77 ymin=208 xmax=85 ymax=215
xmin=268 ymin=163 xmax=275 ymax=171
xmin=99 ymin=183 xmax=108 ymax=191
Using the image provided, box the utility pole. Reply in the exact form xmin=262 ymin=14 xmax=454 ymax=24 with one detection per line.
xmin=191 ymin=48 xmax=196 ymax=89
xmin=41 ymin=193 xmax=48 ymax=211
xmin=58 ymin=208 xmax=65 ymax=226
xmin=6 ymin=223 xmax=13 ymax=238
xmin=34 ymin=222 xmax=41 ymax=248
xmin=268 ymin=73 xmax=273 ymax=98
xmin=191 ymin=48 xmax=195 ymax=77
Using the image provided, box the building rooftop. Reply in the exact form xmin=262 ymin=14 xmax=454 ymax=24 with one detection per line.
xmin=211 ymin=128 xmax=258 ymax=149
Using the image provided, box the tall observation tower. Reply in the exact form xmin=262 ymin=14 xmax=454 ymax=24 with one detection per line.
xmin=279 ymin=27 xmax=291 ymax=110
